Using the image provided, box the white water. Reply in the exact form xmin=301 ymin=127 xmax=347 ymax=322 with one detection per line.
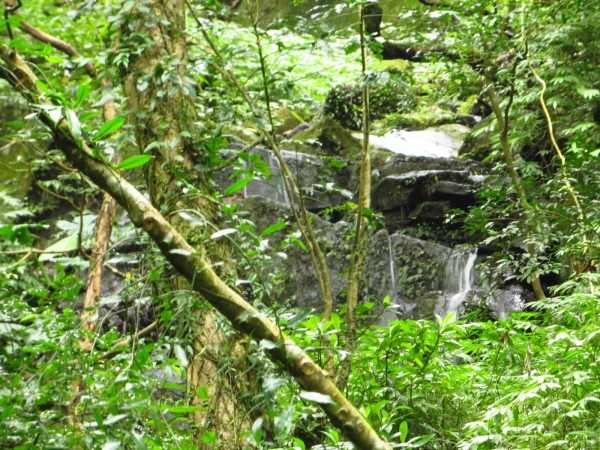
xmin=352 ymin=125 xmax=470 ymax=159
xmin=441 ymin=249 xmax=477 ymax=321
xmin=388 ymin=233 xmax=397 ymax=303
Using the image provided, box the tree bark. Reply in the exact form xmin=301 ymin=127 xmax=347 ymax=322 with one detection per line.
xmin=117 ymin=0 xmax=254 ymax=444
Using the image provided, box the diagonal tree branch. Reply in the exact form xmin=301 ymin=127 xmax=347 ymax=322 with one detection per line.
xmin=4 ymin=0 xmax=96 ymax=76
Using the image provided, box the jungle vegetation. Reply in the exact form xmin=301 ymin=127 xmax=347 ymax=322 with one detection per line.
xmin=1 ymin=0 xmax=600 ymax=449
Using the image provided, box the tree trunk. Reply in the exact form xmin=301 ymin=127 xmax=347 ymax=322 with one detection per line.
xmin=117 ymin=0 xmax=253 ymax=444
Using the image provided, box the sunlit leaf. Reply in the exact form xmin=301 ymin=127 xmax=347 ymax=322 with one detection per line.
xmin=114 ymin=155 xmax=152 ymax=170
xmin=92 ymin=117 xmax=126 ymax=142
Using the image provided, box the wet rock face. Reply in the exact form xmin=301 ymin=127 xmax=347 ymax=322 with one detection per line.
xmin=215 ymin=144 xmax=359 ymax=211
xmin=372 ymin=155 xmax=479 ymax=237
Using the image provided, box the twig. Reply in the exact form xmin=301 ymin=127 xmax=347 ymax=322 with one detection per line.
xmin=96 ymin=320 xmax=158 ymax=361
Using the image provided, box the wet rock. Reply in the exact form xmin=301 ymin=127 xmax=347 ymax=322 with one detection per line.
xmin=373 ymin=169 xmax=470 ymax=211
xmin=408 ymin=201 xmax=452 ymax=221
xmin=458 ymin=115 xmax=494 ymax=161
xmin=425 ymin=181 xmax=475 ymax=206
xmin=216 ymin=144 xmax=358 ymax=210
xmin=488 ymin=285 xmax=535 ymax=319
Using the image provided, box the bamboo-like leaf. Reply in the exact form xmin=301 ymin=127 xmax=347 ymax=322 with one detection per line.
xmin=92 ymin=117 xmax=126 ymax=142
xmin=74 ymin=85 xmax=90 ymax=109
xmin=299 ymin=392 xmax=336 ymax=404
xmin=260 ymin=220 xmax=287 ymax=236
xmin=114 ymin=155 xmax=152 ymax=170
xmin=210 ymin=228 xmax=237 ymax=239
xmin=224 ymin=176 xmax=252 ymax=196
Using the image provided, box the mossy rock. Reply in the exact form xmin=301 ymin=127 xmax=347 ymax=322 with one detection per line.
xmin=283 ymin=116 xmax=363 ymax=160
xmin=323 ymin=82 xmax=416 ymax=131
xmin=275 ymin=106 xmax=304 ymax=134
xmin=395 ymin=106 xmax=457 ymax=130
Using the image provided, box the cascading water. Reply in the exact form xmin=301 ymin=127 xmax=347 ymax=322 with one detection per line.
xmin=439 ymin=248 xmax=478 ymax=321
xmin=388 ymin=233 xmax=397 ymax=304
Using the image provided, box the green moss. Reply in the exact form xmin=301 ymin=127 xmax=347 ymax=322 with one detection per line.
xmin=288 ymin=116 xmax=362 ymax=159
xmin=275 ymin=106 xmax=304 ymax=134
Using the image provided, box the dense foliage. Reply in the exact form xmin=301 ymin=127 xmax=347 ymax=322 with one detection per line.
xmin=2 ymin=0 xmax=600 ymax=448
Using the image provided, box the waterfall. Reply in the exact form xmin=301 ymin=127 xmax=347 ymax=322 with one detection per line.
xmin=440 ymin=248 xmax=477 ymax=321
xmin=388 ymin=233 xmax=397 ymax=304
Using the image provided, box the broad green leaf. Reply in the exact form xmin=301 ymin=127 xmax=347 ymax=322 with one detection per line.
xmin=197 ymin=385 xmax=209 ymax=400
xmin=103 ymin=413 xmax=128 ymax=425
xmin=178 ymin=211 xmax=205 ymax=226
xmin=259 ymin=339 xmax=277 ymax=350
xmin=169 ymin=248 xmax=192 ymax=256
xmin=39 ymin=234 xmax=78 ymax=261
xmin=4 ymin=121 xmax=25 ymax=128
xmin=65 ymin=109 xmax=83 ymax=147
xmin=260 ymin=221 xmax=287 ymax=236
xmin=224 ymin=176 xmax=252 ymax=196
xmin=344 ymin=42 xmax=360 ymax=54
xmin=102 ymin=441 xmax=121 ymax=450
xmin=399 ymin=421 xmax=408 ymax=443
xmin=292 ymin=438 xmax=306 ymax=450
xmin=262 ymin=377 xmax=285 ymax=393
xmin=44 ymin=55 xmax=63 ymax=64
xmin=132 ymin=432 xmax=147 ymax=450
xmin=202 ymin=431 xmax=216 ymax=443
xmin=408 ymin=434 xmax=434 ymax=447
xmin=114 ymin=155 xmax=152 ymax=170
xmin=286 ymin=308 xmax=314 ymax=328
xmin=92 ymin=117 xmax=126 ymax=142
xmin=162 ymin=405 xmax=203 ymax=413
xmin=74 ymin=85 xmax=90 ymax=109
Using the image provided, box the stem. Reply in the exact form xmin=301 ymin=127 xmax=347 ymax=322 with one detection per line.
xmin=336 ymin=4 xmax=373 ymax=390
xmin=484 ymin=71 xmax=545 ymax=300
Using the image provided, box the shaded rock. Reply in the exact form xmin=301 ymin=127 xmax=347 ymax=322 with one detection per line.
xmin=425 ymin=180 xmax=475 ymax=205
xmin=244 ymin=147 xmax=289 ymax=206
xmin=408 ymin=291 xmax=442 ymax=320
xmin=373 ymin=170 xmax=469 ymax=211
xmin=216 ymin=144 xmax=358 ymax=211
xmin=234 ymin=196 xmax=348 ymax=311
xmin=391 ymin=234 xmax=451 ymax=299
xmin=283 ymin=116 xmax=362 ymax=160
xmin=488 ymin=285 xmax=535 ymax=319
xmin=409 ymin=201 xmax=451 ymax=221
xmin=281 ymin=149 xmax=357 ymax=210
xmin=458 ymin=115 xmax=494 ymax=161
xmin=380 ymin=153 xmax=477 ymax=178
